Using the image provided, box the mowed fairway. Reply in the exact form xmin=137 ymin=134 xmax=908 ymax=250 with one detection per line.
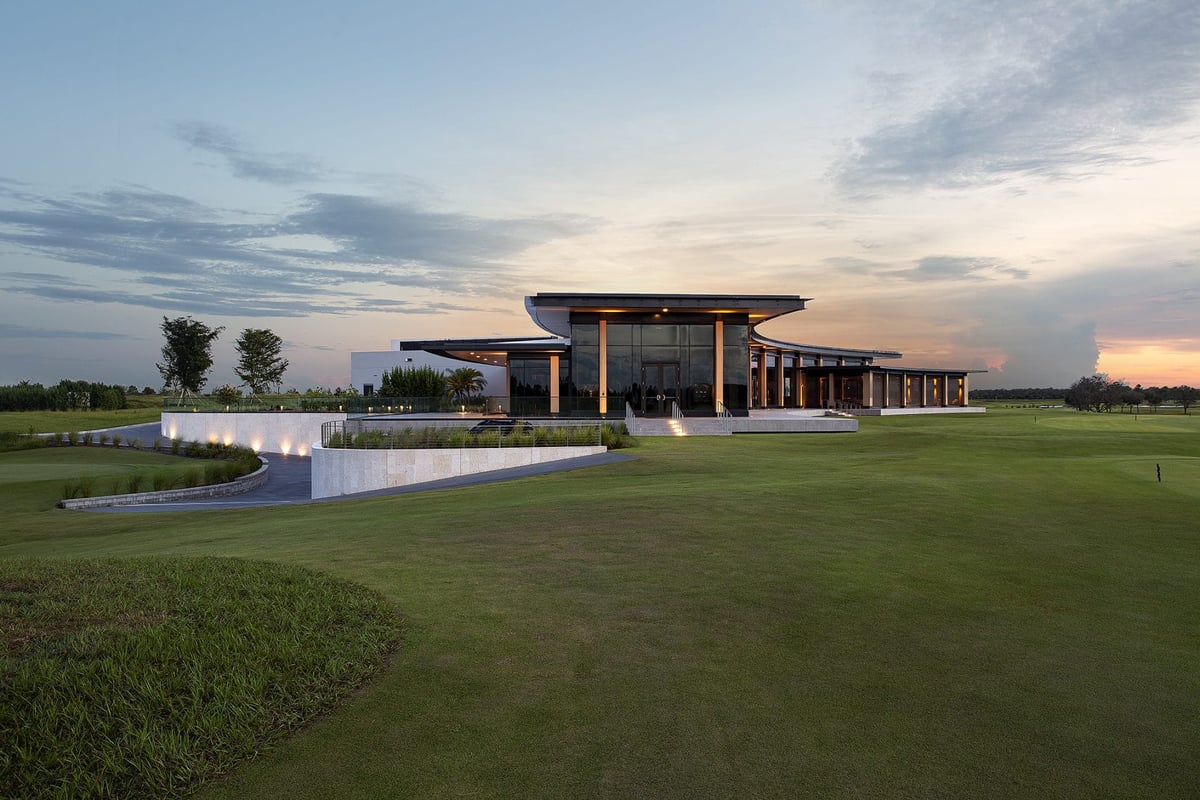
xmin=2 ymin=407 xmax=1198 ymax=799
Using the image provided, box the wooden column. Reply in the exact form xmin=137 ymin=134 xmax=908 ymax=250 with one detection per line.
xmin=714 ymin=319 xmax=724 ymax=407
xmin=549 ymin=354 xmax=560 ymax=414
xmin=598 ymin=319 xmax=608 ymax=415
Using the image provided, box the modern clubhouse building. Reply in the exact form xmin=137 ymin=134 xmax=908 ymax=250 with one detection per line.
xmin=351 ymin=292 xmax=981 ymax=420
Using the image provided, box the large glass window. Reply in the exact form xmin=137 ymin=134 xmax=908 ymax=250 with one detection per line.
xmin=509 ymin=357 xmax=551 ymax=415
xmin=569 ymin=322 xmax=600 ymax=414
xmin=722 ymin=324 xmax=748 ymax=410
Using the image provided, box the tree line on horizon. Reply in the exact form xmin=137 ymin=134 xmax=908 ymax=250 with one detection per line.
xmin=972 ymin=378 xmax=1196 ymax=413
xmin=0 ymin=380 xmax=131 ymax=412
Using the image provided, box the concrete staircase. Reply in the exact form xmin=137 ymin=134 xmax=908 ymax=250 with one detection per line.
xmin=626 ymin=416 xmax=733 ymax=436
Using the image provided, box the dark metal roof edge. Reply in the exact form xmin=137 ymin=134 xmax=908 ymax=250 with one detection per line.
xmin=751 ymin=333 xmax=903 ymax=360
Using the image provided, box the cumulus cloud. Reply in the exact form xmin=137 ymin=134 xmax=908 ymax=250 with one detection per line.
xmin=834 ymin=0 xmax=1200 ymax=195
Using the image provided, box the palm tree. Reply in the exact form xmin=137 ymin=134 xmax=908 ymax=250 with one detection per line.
xmin=445 ymin=367 xmax=487 ymax=403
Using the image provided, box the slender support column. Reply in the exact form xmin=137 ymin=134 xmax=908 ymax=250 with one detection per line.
xmin=865 ymin=371 xmax=875 ymax=408
xmin=757 ymin=350 xmax=768 ymax=408
xmin=714 ymin=320 xmax=724 ymax=407
xmin=921 ymin=373 xmax=928 ymax=407
xmin=549 ymin=354 xmax=560 ymax=414
xmin=598 ymin=319 xmax=608 ymax=415
xmin=775 ymin=351 xmax=785 ymax=408
xmin=827 ymin=372 xmax=836 ymax=408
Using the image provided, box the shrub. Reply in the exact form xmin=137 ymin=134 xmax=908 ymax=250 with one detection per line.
xmin=151 ymin=472 xmax=176 ymax=491
xmin=68 ymin=431 xmax=80 ymax=446
xmin=170 ymin=438 xmax=182 ymax=454
xmin=569 ymin=426 xmax=596 ymax=446
xmin=110 ymin=434 xmax=122 ymax=448
xmin=99 ymin=433 xmax=111 ymax=447
xmin=182 ymin=470 xmax=202 ymax=488
xmin=61 ymin=477 xmax=96 ymax=499
xmin=126 ymin=473 xmax=146 ymax=494
xmin=0 ymin=432 xmax=47 ymax=454
xmin=601 ymin=423 xmax=634 ymax=449
xmin=81 ymin=432 xmax=93 ymax=447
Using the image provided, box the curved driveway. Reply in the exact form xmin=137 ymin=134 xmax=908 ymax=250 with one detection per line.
xmin=83 ymin=422 xmax=632 ymax=514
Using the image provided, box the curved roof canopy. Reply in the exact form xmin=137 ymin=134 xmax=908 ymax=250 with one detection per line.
xmin=525 ymin=292 xmax=810 ymax=337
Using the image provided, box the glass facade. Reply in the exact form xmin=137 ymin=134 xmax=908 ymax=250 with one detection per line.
xmin=565 ymin=313 xmax=747 ymax=416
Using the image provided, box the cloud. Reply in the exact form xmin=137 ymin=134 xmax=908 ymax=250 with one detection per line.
xmin=821 ymin=253 xmax=1029 ymax=282
xmin=173 ymin=121 xmax=325 ymax=185
xmin=835 ymin=0 xmax=1200 ymax=195
xmin=900 ymin=256 xmax=1030 ymax=282
xmin=0 ymin=183 xmax=596 ymax=318
xmin=0 ymin=321 xmax=133 ymax=340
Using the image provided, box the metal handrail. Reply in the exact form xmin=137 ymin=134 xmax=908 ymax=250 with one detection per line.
xmin=713 ymin=400 xmax=734 ymax=434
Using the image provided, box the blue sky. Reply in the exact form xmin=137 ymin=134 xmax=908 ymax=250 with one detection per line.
xmin=2 ymin=0 xmax=1197 ymax=391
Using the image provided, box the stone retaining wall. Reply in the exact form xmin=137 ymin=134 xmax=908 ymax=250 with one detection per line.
xmin=59 ymin=457 xmax=269 ymax=510
xmin=312 ymin=444 xmax=608 ymax=499
xmin=161 ymin=411 xmax=344 ymax=455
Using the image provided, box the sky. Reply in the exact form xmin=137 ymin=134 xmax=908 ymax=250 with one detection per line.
xmin=1 ymin=0 xmax=1197 ymax=392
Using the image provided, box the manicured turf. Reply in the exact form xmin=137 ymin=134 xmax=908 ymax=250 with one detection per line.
xmin=1 ymin=407 xmax=1197 ymax=798
xmin=0 ymin=407 xmax=162 ymax=435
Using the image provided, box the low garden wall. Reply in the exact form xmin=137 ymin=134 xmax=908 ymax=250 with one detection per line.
xmin=162 ymin=411 xmax=345 ymax=456
xmin=311 ymin=444 xmax=608 ymax=499
xmin=60 ymin=457 xmax=269 ymax=509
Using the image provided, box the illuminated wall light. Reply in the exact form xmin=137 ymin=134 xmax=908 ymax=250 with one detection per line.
xmin=250 ymin=440 xmax=262 ymax=452
xmin=297 ymin=445 xmax=308 ymax=457
xmin=280 ymin=441 xmax=291 ymax=455
xmin=223 ymin=435 xmax=233 ymax=446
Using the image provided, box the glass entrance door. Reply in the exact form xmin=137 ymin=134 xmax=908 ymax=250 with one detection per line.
xmin=641 ymin=362 xmax=680 ymax=416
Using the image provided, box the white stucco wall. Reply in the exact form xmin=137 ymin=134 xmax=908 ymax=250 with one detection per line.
xmin=162 ymin=411 xmax=344 ymax=456
xmin=311 ymin=444 xmax=608 ymax=499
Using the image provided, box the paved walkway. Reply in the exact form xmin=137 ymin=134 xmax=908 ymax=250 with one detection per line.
xmin=81 ymin=422 xmax=633 ymax=514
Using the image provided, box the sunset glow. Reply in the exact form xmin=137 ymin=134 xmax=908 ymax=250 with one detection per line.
xmin=0 ymin=2 xmax=1196 ymax=391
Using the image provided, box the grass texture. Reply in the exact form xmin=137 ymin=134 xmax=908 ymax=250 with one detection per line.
xmin=0 ymin=405 xmax=1198 ymax=798
xmin=0 ymin=557 xmax=400 ymax=800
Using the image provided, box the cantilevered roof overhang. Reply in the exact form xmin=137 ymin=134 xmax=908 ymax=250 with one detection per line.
xmin=751 ymin=332 xmax=902 ymax=363
xmin=525 ymin=292 xmax=810 ymax=337
xmin=394 ymin=336 xmax=567 ymax=367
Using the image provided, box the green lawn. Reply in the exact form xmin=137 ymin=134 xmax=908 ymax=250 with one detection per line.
xmin=0 ymin=407 xmax=163 ymax=435
xmin=2 ymin=407 xmax=1198 ymax=798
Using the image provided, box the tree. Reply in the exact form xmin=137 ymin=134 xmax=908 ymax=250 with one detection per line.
xmin=234 ymin=328 xmax=289 ymax=396
xmin=1064 ymin=374 xmax=1126 ymax=412
xmin=380 ymin=365 xmax=446 ymax=398
xmin=1173 ymin=385 xmax=1197 ymax=414
xmin=445 ymin=367 xmax=487 ymax=403
xmin=158 ymin=316 xmax=223 ymax=401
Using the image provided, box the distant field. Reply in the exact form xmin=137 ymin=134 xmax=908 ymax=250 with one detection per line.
xmin=2 ymin=405 xmax=1198 ymax=799
xmin=0 ymin=406 xmax=163 ymax=435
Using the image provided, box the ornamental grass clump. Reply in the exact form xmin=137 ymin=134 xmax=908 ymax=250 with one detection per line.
xmin=0 ymin=557 xmax=400 ymax=800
